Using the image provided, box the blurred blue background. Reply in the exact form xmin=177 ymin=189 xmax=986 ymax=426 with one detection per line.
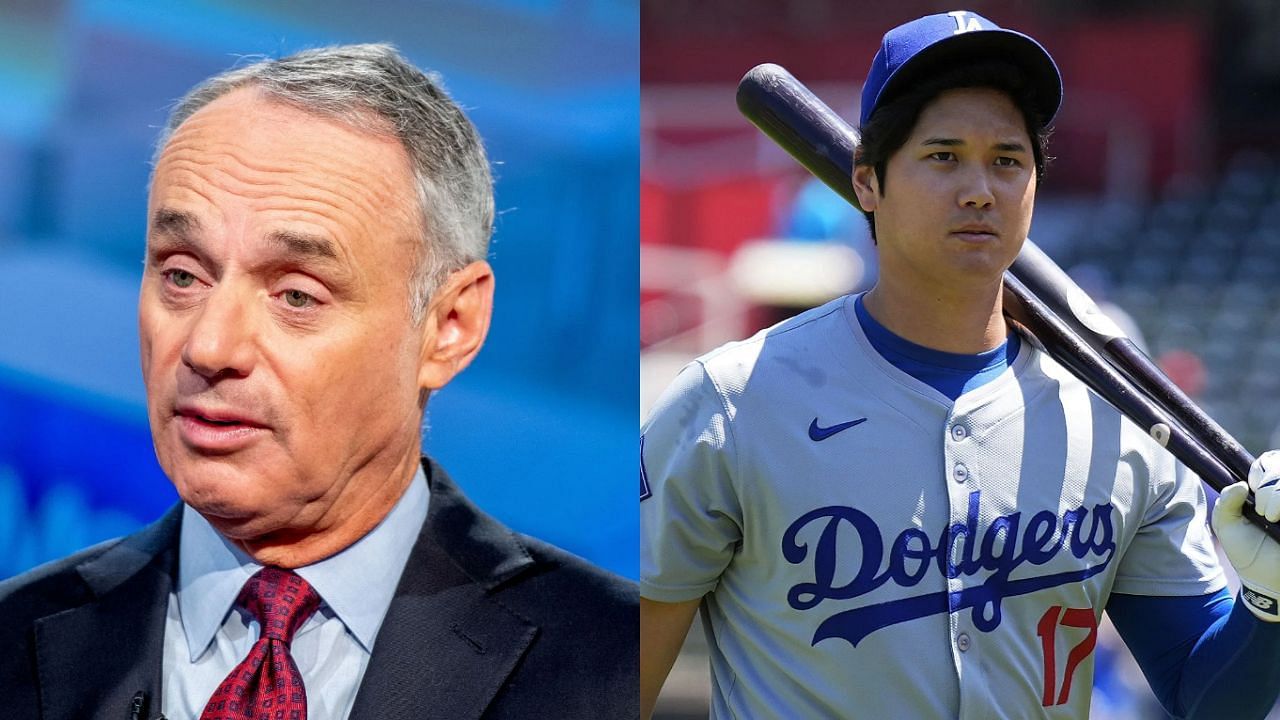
xmin=0 ymin=0 xmax=637 ymax=579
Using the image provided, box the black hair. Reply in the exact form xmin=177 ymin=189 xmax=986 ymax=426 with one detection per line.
xmin=853 ymin=60 xmax=1053 ymax=240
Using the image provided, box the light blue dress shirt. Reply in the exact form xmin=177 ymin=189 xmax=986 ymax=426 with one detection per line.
xmin=161 ymin=465 xmax=430 ymax=718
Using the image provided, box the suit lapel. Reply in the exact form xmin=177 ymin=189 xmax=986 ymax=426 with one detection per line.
xmin=34 ymin=506 xmax=180 ymax=720
xmin=350 ymin=459 xmax=538 ymax=720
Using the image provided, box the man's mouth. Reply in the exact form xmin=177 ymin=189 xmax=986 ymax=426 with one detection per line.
xmin=195 ymin=416 xmax=241 ymax=426
xmin=951 ymin=223 xmax=999 ymax=240
xmin=173 ymin=405 xmax=269 ymax=452
xmin=175 ymin=404 xmax=266 ymax=427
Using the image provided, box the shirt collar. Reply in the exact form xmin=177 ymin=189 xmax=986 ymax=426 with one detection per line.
xmin=177 ymin=463 xmax=431 ymax=660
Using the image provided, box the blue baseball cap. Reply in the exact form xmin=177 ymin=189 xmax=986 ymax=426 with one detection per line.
xmin=859 ymin=10 xmax=1062 ymax=127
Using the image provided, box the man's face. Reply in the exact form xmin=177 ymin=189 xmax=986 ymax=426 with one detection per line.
xmin=140 ymin=88 xmax=432 ymax=546
xmin=854 ymin=87 xmax=1036 ymax=291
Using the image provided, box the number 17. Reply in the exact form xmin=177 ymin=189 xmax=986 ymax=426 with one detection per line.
xmin=1036 ymin=605 xmax=1099 ymax=706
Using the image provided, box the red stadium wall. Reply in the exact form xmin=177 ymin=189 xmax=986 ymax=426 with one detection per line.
xmin=1054 ymin=18 xmax=1206 ymax=192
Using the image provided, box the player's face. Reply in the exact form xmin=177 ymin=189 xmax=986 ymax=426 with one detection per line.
xmin=139 ymin=88 xmax=435 ymax=557
xmin=854 ymin=87 xmax=1036 ymax=292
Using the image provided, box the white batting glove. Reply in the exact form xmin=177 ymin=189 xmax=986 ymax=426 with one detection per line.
xmin=1213 ymin=450 xmax=1280 ymax=622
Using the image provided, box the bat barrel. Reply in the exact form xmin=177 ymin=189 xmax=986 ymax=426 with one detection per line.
xmin=1107 ymin=340 xmax=1255 ymax=477
xmin=737 ymin=64 xmax=861 ymax=208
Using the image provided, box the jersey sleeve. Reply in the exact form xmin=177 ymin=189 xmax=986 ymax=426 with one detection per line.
xmin=640 ymin=361 xmax=743 ymax=603
xmin=1111 ymin=447 xmax=1227 ymax=597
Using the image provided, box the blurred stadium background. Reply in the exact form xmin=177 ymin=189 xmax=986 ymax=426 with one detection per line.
xmin=642 ymin=0 xmax=1280 ymax=717
xmin=0 ymin=0 xmax=637 ymax=582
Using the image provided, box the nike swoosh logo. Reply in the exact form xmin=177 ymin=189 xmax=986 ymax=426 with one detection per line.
xmin=808 ymin=417 xmax=868 ymax=441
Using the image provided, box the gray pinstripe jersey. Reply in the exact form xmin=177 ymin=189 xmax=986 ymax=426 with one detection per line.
xmin=641 ymin=294 xmax=1225 ymax=719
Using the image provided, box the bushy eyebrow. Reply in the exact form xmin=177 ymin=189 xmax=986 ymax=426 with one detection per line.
xmin=151 ymin=207 xmax=200 ymax=238
xmin=146 ymin=208 xmax=202 ymax=260
xmin=265 ymin=229 xmax=338 ymax=261
xmin=147 ymin=207 xmax=344 ymax=274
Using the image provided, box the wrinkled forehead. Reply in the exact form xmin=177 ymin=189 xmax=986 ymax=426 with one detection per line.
xmin=149 ymin=87 xmax=422 ymax=246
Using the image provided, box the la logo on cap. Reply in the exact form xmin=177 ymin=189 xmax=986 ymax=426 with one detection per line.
xmin=948 ymin=10 xmax=985 ymax=34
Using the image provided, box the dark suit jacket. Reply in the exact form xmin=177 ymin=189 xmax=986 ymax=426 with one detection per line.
xmin=0 ymin=457 xmax=639 ymax=719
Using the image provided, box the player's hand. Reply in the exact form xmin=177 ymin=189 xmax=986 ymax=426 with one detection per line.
xmin=1213 ymin=450 xmax=1280 ymax=622
xmin=1249 ymin=450 xmax=1280 ymax=522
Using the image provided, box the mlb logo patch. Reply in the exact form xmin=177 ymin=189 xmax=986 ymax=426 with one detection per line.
xmin=1243 ymin=587 xmax=1278 ymax=616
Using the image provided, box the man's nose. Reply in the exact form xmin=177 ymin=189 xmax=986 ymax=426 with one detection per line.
xmin=181 ymin=284 xmax=256 ymax=379
xmin=957 ymin=165 xmax=995 ymax=209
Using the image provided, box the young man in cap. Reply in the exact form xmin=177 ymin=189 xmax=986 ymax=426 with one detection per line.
xmin=641 ymin=11 xmax=1280 ymax=718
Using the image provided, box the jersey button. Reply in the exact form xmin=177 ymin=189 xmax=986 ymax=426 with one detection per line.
xmin=951 ymin=424 xmax=967 ymax=441
xmin=957 ymin=633 xmax=971 ymax=652
xmin=952 ymin=463 xmax=969 ymax=483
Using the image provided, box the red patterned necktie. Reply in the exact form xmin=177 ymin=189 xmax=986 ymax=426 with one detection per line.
xmin=200 ymin=566 xmax=322 ymax=720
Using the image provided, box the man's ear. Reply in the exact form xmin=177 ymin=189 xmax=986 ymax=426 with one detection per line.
xmin=852 ymin=164 xmax=880 ymax=212
xmin=418 ymin=260 xmax=494 ymax=391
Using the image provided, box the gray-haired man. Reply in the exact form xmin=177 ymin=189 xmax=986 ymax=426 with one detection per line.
xmin=0 ymin=44 xmax=637 ymax=720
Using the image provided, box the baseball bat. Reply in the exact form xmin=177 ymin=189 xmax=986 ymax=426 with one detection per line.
xmin=736 ymin=62 xmax=1280 ymax=541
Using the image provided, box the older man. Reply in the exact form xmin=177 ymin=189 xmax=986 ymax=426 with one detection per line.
xmin=1 ymin=45 xmax=636 ymax=720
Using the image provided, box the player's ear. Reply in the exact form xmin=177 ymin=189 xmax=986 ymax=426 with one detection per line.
xmin=852 ymin=164 xmax=880 ymax=212
xmin=417 ymin=260 xmax=494 ymax=392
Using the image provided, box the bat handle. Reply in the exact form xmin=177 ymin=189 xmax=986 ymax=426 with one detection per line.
xmin=1107 ymin=339 xmax=1257 ymax=479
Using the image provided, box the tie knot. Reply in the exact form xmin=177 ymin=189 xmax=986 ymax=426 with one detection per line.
xmin=236 ymin=566 xmax=321 ymax=643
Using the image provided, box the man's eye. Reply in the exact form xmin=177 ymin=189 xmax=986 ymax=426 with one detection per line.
xmin=166 ymin=269 xmax=196 ymax=288
xmin=995 ymin=156 xmax=1021 ymax=167
xmin=283 ymin=289 xmax=314 ymax=308
xmin=930 ymin=151 xmax=956 ymax=161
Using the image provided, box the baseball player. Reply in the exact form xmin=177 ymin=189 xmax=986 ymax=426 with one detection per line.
xmin=640 ymin=11 xmax=1280 ymax=719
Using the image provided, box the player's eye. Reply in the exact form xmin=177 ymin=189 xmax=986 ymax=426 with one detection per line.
xmin=929 ymin=151 xmax=957 ymax=162
xmin=165 ymin=269 xmax=197 ymax=288
xmin=994 ymin=156 xmax=1022 ymax=167
xmin=282 ymin=289 xmax=315 ymax=308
